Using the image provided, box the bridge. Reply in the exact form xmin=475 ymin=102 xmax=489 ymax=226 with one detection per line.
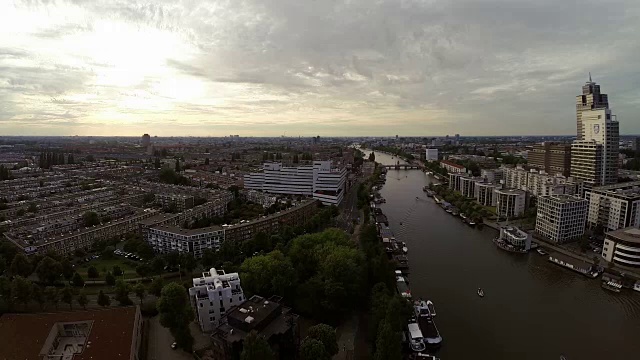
xmin=382 ymin=163 xmax=422 ymax=170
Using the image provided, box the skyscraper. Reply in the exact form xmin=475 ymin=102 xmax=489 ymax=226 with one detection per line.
xmin=576 ymin=74 xmax=609 ymax=140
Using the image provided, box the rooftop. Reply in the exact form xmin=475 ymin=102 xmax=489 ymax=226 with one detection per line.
xmin=0 ymin=307 xmax=139 ymax=360
xmin=541 ymin=194 xmax=586 ymax=203
xmin=606 ymin=227 xmax=640 ymax=245
xmin=591 ymin=181 xmax=640 ymax=199
xmin=151 ymin=223 xmax=223 ymax=235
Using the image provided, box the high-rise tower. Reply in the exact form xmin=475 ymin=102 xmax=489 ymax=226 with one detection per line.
xmin=576 ymin=74 xmax=609 ymax=140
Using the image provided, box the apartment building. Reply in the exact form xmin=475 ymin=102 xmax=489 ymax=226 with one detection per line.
xmin=139 ymin=199 xmax=229 ymax=240
xmin=245 ymin=190 xmax=277 ymax=208
xmin=602 ymin=227 xmax=640 ymax=268
xmin=448 ymin=173 xmax=463 ymax=192
xmin=475 ymin=182 xmax=502 ymax=207
xmin=188 ymin=268 xmax=245 ymax=332
xmin=244 ymin=161 xmax=346 ymax=205
xmin=460 ymin=176 xmax=483 ymax=198
xmin=585 ymin=181 xmax=640 ymax=231
xmin=155 ymin=193 xmax=195 ymax=211
xmin=440 ymin=160 xmax=466 ymax=173
xmin=535 ymin=195 xmax=588 ymax=244
xmin=528 ymin=142 xmax=572 ymax=177
xmin=570 ymin=141 xmax=603 ymax=187
xmin=494 ymin=189 xmax=527 ymax=218
xmin=147 ymin=225 xmax=224 ymax=258
xmin=425 ymin=149 xmax=439 ymax=161
xmin=481 ymin=169 xmax=504 ymax=183
xmin=503 ymin=167 xmax=580 ymax=197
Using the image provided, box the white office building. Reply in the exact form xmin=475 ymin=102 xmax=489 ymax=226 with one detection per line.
xmin=147 ymin=225 xmax=224 ymax=258
xmin=503 ymin=167 xmax=580 ymax=197
xmin=535 ymin=194 xmax=588 ymax=244
xmin=188 ymin=268 xmax=245 ymax=332
xmin=585 ymin=181 xmax=640 ymax=231
xmin=494 ymin=189 xmax=527 ymax=218
xmin=602 ymin=227 xmax=640 ymax=269
xmin=244 ymin=161 xmax=347 ymax=205
xmin=425 ymin=149 xmax=439 ymax=161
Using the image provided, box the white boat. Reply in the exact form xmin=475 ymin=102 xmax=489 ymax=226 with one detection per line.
xmin=426 ymin=300 xmax=436 ymax=317
xmin=407 ymin=322 xmax=426 ymax=352
xmin=537 ymin=248 xmax=548 ymax=256
xmin=477 ymin=288 xmax=484 ymax=297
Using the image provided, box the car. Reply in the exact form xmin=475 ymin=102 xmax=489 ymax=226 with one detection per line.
xmin=171 ymin=342 xmax=177 ymax=350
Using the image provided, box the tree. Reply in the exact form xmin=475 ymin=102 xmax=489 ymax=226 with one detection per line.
xmin=83 ymin=211 xmax=100 ymax=227
xmin=35 ymin=256 xmax=63 ymax=285
xmin=45 ymin=286 xmax=60 ymax=309
xmin=61 ymin=285 xmax=74 ymax=310
xmin=115 ymin=280 xmax=133 ymax=305
xmin=307 ymin=324 xmax=338 ymax=357
xmin=105 ymin=271 xmax=116 ymax=286
xmin=135 ymin=264 xmax=151 ymax=279
xmin=134 ymin=283 xmax=146 ymax=305
xmin=72 ymin=272 xmax=85 ymax=287
xmin=179 ymin=254 xmax=197 ymax=274
xmin=293 ymin=154 xmax=299 ymax=164
xmin=10 ymin=253 xmax=32 ymax=277
xmin=61 ymin=259 xmax=74 ymax=280
xmin=87 ymin=265 xmax=99 ymax=279
xmin=27 ymin=203 xmax=38 ymax=213
xmin=240 ymin=331 xmax=274 ymax=360
xmin=175 ymin=159 xmax=181 ymax=172
xmin=32 ymin=284 xmax=46 ymax=309
xmin=151 ymin=257 xmax=166 ymax=274
xmin=373 ymin=319 xmax=401 ymax=360
xmin=158 ymin=283 xmax=194 ymax=351
xmin=137 ymin=242 xmax=154 ymax=259
xmin=204 ymin=157 xmax=210 ymax=165
xmin=299 ymin=338 xmax=328 ymax=360
xmin=149 ymin=277 xmax=165 ymax=297
xmin=77 ymin=290 xmax=88 ymax=309
xmin=86 ymin=154 xmax=95 ymax=162
xmin=240 ymin=250 xmax=297 ymax=298
xmin=11 ymin=276 xmax=32 ymax=308
xmin=201 ymin=249 xmax=218 ymax=269
xmin=154 ymin=157 xmax=161 ymax=169
xmin=112 ymin=265 xmax=123 ymax=276
xmin=97 ymin=290 xmax=111 ymax=307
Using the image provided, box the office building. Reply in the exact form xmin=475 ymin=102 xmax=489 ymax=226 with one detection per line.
xmin=147 ymin=225 xmax=224 ymax=258
xmin=425 ymin=149 xmax=439 ymax=161
xmin=535 ymin=194 xmax=588 ymax=244
xmin=576 ymin=75 xmax=609 ymax=140
xmin=528 ymin=142 xmax=572 ymax=177
xmin=570 ymin=141 xmax=604 ymax=187
xmin=209 ymin=295 xmax=299 ymax=360
xmin=494 ymin=189 xmax=526 ymax=218
xmin=581 ymin=108 xmax=619 ymax=185
xmin=189 ymin=268 xmax=245 ymax=332
xmin=585 ymin=181 xmax=640 ymax=231
xmin=244 ymin=161 xmax=346 ymax=205
xmin=0 ymin=307 xmax=143 ymax=360
xmin=602 ymin=227 xmax=640 ymax=268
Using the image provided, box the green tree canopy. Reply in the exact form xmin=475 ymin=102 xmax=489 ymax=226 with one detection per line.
xmin=299 ymin=338 xmax=329 ymax=360
xmin=307 ymin=324 xmax=339 ymax=357
xmin=83 ymin=211 xmax=100 ymax=227
xmin=72 ymin=272 xmax=85 ymax=287
xmin=87 ymin=265 xmax=99 ymax=279
xmin=10 ymin=253 xmax=32 ymax=277
xmin=61 ymin=285 xmax=74 ymax=310
xmin=157 ymin=283 xmax=194 ymax=351
xmin=240 ymin=331 xmax=274 ymax=360
xmin=11 ymin=276 xmax=32 ymax=307
xmin=77 ymin=290 xmax=88 ymax=309
xmin=134 ymin=283 xmax=146 ymax=305
xmin=114 ymin=280 xmax=133 ymax=306
xmin=35 ymin=256 xmax=63 ymax=285
xmin=97 ymin=290 xmax=111 ymax=307
xmin=240 ymin=250 xmax=297 ymax=298
xmin=44 ymin=286 xmax=59 ymax=309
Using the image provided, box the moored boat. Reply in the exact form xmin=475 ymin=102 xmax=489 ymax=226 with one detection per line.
xmin=414 ymin=300 xmax=442 ymax=347
xmin=477 ymin=288 xmax=485 ymax=297
xmin=407 ymin=322 xmax=426 ymax=352
xmin=426 ymin=300 xmax=436 ymax=317
xmin=537 ymin=248 xmax=548 ymax=255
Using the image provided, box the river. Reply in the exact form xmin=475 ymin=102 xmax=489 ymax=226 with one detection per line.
xmin=365 ymin=149 xmax=640 ymax=360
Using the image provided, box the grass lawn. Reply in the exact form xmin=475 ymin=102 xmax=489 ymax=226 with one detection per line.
xmin=76 ymin=257 xmax=139 ymax=280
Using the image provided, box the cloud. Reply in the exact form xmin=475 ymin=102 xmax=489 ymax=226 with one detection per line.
xmin=1 ymin=0 xmax=640 ymax=136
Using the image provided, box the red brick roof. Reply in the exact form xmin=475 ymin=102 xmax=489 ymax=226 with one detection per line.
xmin=0 ymin=307 xmax=139 ymax=360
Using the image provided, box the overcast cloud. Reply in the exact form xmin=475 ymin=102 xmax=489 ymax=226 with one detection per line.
xmin=1 ymin=0 xmax=639 ymax=136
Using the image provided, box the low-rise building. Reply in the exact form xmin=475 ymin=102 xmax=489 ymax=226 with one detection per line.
xmin=602 ymin=227 xmax=640 ymax=268
xmin=189 ymin=268 xmax=245 ymax=332
xmin=440 ymin=160 xmax=466 ymax=173
xmin=585 ymin=181 xmax=640 ymax=231
xmin=494 ymin=189 xmax=527 ymax=218
xmin=535 ymin=194 xmax=588 ymax=244
xmin=0 ymin=306 xmax=143 ymax=360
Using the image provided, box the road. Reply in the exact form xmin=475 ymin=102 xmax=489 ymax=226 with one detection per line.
xmin=336 ymin=178 xmax=360 ymax=233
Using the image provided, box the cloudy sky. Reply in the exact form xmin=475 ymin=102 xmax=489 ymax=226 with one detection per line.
xmin=1 ymin=0 xmax=639 ymax=137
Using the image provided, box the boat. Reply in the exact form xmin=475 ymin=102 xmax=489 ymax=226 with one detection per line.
xmin=477 ymin=288 xmax=484 ymax=297
xmin=407 ymin=322 xmax=426 ymax=352
xmin=402 ymin=243 xmax=409 ymax=254
xmin=537 ymin=248 xmax=548 ymax=256
xmin=414 ymin=301 xmax=442 ymax=347
xmin=468 ymin=220 xmax=477 ymax=226
xmin=396 ymin=275 xmax=412 ymax=299
xmin=416 ymin=196 xmax=419 ymax=200
xmin=493 ymin=237 xmax=528 ymax=254
xmin=460 ymin=213 xmax=467 ymax=219
xmin=426 ymin=300 xmax=436 ymax=317
xmin=602 ymin=280 xmax=622 ymax=293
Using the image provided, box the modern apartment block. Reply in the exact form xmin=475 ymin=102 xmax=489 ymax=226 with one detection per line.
xmin=576 ymin=76 xmax=609 ymax=141
xmin=425 ymin=148 xmax=439 ymax=161
xmin=245 ymin=189 xmax=277 ymax=208
xmin=449 ymin=173 xmax=463 ymax=192
xmin=481 ymin=169 xmax=503 ymax=183
xmin=602 ymin=227 xmax=640 ymax=268
xmin=474 ymin=182 xmax=502 ymax=207
xmin=460 ymin=176 xmax=483 ymax=198
xmin=188 ymin=268 xmax=245 ymax=332
xmin=244 ymin=161 xmax=346 ymax=205
xmin=535 ymin=194 xmax=588 ymax=244
xmin=528 ymin=142 xmax=572 ymax=177
xmin=147 ymin=225 xmax=224 ymax=258
xmin=503 ymin=167 xmax=580 ymax=197
xmin=155 ymin=193 xmax=195 ymax=211
xmin=494 ymin=189 xmax=526 ymax=218
xmin=585 ymin=181 xmax=640 ymax=231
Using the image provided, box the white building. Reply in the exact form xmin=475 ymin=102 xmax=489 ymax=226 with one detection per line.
xmin=244 ymin=161 xmax=346 ymax=205
xmin=425 ymin=149 xmax=439 ymax=161
xmin=481 ymin=169 xmax=503 ymax=183
xmin=460 ymin=176 xmax=482 ymax=198
xmin=535 ymin=194 xmax=588 ymax=244
xmin=188 ymin=268 xmax=245 ymax=332
xmin=585 ymin=181 xmax=640 ymax=231
xmin=498 ymin=226 xmax=532 ymax=251
xmin=494 ymin=189 xmax=526 ymax=218
xmin=503 ymin=167 xmax=580 ymax=197
xmin=571 ymin=108 xmax=619 ymax=186
xmin=147 ymin=225 xmax=224 ymax=258
xmin=449 ymin=173 xmax=463 ymax=192
xmin=440 ymin=160 xmax=466 ymax=173
xmin=602 ymin=227 xmax=640 ymax=269
xmin=245 ymin=189 xmax=277 ymax=208
xmin=475 ymin=182 xmax=502 ymax=207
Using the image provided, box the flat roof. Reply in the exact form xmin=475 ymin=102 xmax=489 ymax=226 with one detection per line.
xmin=606 ymin=227 xmax=640 ymax=245
xmin=151 ymin=223 xmax=222 ymax=235
xmin=0 ymin=307 xmax=138 ymax=360
xmin=541 ymin=194 xmax=585 ymax=203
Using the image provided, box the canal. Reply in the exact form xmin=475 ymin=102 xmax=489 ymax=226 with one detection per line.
xmin=365 ymin=149 xmax=640 ymax=360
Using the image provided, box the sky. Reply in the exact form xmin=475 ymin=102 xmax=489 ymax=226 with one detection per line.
xmin=1 ymin=0 xmax=639 ymax=137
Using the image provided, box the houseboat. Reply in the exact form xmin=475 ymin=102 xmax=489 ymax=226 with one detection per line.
xmin=407 ymin=322 xmax=427 ymax=353
xmin=415 ymin=300 xmax=442 ymax=347
xmin=493 ymin=226 xmax=531 ymax=253
xmin=548 ymin=252 xmax=599 ymax=278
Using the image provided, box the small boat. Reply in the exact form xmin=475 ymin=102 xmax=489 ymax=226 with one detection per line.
xmin=426 ymin=300 xmax=436 ymax=317
xmin=400 ymin=222 xmax=403 ymax=225
xmin=416 ymin=196 xmax=419 ymax=200
xmin=537 ymin=248 xmax=548 ymax=256
xmin=407 ymin=322 xmax=426 ymax=352
xmin=468 ymin=220 xmax=477 ymax=226
xmin=403 ymin=245 xmax=409 ymax=254
xmin=477 ymin=288 xmax=484 ymax=297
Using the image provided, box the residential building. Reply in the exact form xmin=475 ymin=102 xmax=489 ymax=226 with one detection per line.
xmin=209 ymin=295 xmax=299 ymax=360
xmin=585 ymin=181 xmax=640 ymax=231
xmin=189 ymin=268 xmax=245 ymax=332
xmin=244 ymin=161 xmax=346 ymax=205
xmin=448 ymin=173 xmax=463 ymax=192
xmin=602 ymin=227 xmax=640 ymax=268
xmin=528 ymin=142 xmax=572 ymax=177
xmin=0 ymin=307 xmax=143 ymax=360
xmin=425 ymin=148 xmax=439 ymax=161
xmin=503 ymin=167 xmax=528 ymax=190
xmin=155 ymin=193 xmax=195 ymax=211
xmin=535 ymin=194 xmax=588 ymax=244
xmin=475 ymin=182 xmax=502 ymax=207
xmin=494 ymin=189 xmax=526 ymax=218
xmin=141 ymin=133 xmax=151 ymax=147
xmin=576 ymin=76 xmax=609 ymax=141
xmin=481 ymin=169 xmax=503 ymax=183
xmin=504 ymin=167 xmax=581 ymax=197
xmin=570 ymin=140 xmax=604 ymax=187
xmin=460 ymin=176 xmax=482 ymax=198
xmin=147 ymin=225 xmax=224 ymax=258
xmin=245 ymin=189 xmax=277 ymax=208
xmin=440 ymin=160 xmax=466 ymax=173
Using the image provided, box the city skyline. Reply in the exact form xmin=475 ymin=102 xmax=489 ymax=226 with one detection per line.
xmin=1 ymin=0 xmax=640 ymax=137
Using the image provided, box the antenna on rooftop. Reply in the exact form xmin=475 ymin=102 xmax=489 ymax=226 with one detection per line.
xmin=589 ymin=72 xmax=592 ymax=82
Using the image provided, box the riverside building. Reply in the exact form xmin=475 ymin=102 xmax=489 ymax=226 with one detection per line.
xmin=535 ymin=194 xmax=588 ymax=244
xmin=585 ymin=181 xmax=640 ymax=231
